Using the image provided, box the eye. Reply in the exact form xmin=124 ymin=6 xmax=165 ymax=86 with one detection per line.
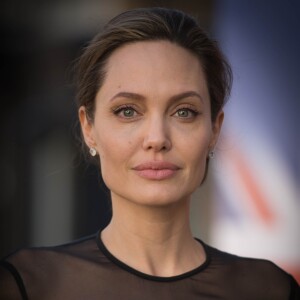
xmin=122 ymin=107 xmax=135 ymax=117
xmin=112 ymin=105 xmax=139 ymax=119
xmin=174 ymin=108 xmax=199 ymax=118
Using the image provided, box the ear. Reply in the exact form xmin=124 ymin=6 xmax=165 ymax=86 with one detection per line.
xmin=78 ymin=106 xmax=97 ymax=149
xmin=209 ymin=110 xmax=224 ymax=151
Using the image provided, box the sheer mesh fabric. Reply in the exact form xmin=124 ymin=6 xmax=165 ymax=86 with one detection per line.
xmin=0 ymin=232 xmax=299 ymax=300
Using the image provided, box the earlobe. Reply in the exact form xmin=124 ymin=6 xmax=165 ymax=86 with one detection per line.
xmin=78 ymin=106 xmax=96 ymax=148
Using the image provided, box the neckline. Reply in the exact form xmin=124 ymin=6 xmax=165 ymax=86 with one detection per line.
xmin=95 ymin=230 xmax=211 ymax=282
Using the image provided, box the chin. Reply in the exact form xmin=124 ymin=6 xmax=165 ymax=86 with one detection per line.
xmin=132 ymin=187 xmax=191 ymax=207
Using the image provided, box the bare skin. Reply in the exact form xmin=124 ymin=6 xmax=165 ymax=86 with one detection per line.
xmin=101 ymin=193 xmax=204 ymax=276
xmin=79 ymin=41 xmax=223 ymax=277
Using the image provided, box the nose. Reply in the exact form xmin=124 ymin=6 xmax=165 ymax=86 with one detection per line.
xmin=142 ymin=115 xmax=172 ymax=152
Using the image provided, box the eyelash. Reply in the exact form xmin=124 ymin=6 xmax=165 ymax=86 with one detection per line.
xmin=173 ymin=107 xmax=199 ymax=118
xmin=112 ymin=105 xmax=139 ymax=118
xmin=112 ymin=105 xmax=200 ymax=119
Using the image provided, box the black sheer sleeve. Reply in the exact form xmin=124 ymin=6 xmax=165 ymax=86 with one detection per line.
xmin=289 ymin=274 xmax=300 ymax=300
xmin=0 ymin=261 xmax=28 ymax=300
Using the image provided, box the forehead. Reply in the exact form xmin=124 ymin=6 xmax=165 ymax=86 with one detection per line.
xmin=99 ymin=40 xmax=209 ymax=100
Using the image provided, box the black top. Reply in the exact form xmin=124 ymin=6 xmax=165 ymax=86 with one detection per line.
xmin=0 ymin=231 xmax=299 ymax=300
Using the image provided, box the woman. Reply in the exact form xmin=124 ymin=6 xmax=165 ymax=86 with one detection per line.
xmin=0 ymin=7 xmax=299 ymax=300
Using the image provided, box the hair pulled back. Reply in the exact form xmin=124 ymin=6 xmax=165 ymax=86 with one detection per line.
xmin=75 ymin=7 xmax=232 ymax=123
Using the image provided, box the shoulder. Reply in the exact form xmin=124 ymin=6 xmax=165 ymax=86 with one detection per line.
xmin=4 ymin=233 xmax=99 ymax=273
xmin=0 ymin=260 xmax=27 ymax=300
xmin=0 ymin=233 xmax=100 ymax=299
xmin=204 ymin=243 xmax=300 ymax=299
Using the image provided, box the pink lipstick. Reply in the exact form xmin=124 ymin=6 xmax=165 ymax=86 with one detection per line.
xmin=132 ymin=161 xmax=180 ymax=180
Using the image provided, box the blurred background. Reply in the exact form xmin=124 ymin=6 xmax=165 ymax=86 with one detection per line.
xmin=0 ymin=0 xmax=299 ymax=283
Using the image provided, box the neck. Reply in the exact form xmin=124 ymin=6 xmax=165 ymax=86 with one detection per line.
xmin=101 ymin=193 xmax=205 ymax=277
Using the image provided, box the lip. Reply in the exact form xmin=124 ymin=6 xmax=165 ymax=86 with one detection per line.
xmin=132 ymin=161 xmax=180 ymax=180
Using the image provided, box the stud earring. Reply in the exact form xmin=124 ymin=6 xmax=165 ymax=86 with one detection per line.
xmin=89 ymin=147 xmax=97 ymax=157
xmin=208 ymin=150 xmax=214 ymax=159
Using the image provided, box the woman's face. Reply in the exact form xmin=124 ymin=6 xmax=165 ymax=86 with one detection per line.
xmin=80 ymin=41 xmax=223 ymax=206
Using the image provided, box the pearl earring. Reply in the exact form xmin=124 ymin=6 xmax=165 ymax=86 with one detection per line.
xmin=89 ymin=147 xmax=97 ymax=157
xmin=208 ymin=150 xmax=214 ymax=159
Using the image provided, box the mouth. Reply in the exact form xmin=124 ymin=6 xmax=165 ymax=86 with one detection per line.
xmin=132 ymin=161 xmax=180 ymax=180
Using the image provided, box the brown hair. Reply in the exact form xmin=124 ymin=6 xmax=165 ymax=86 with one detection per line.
xmin=75 ymin=7 xmax=232 ymax=123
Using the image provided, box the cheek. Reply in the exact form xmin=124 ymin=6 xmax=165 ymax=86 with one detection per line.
xmin=189 ymin=145 xmax=209 ymax=175
xmin=95 ymin=129 xmax=136 ymax=174
xmin=185 ymin=129 xmax=212 ymax=178
xmin=96 ymin=136 xmax=123 ymax=189
xmin=96 ymin=121 xmax=141 ymax=156
xmin=184 ymin=127 xmax=212 ymax=158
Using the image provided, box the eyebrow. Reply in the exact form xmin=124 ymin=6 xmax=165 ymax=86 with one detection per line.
xmin=109 ymin=91 xmax=204 ymax=103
